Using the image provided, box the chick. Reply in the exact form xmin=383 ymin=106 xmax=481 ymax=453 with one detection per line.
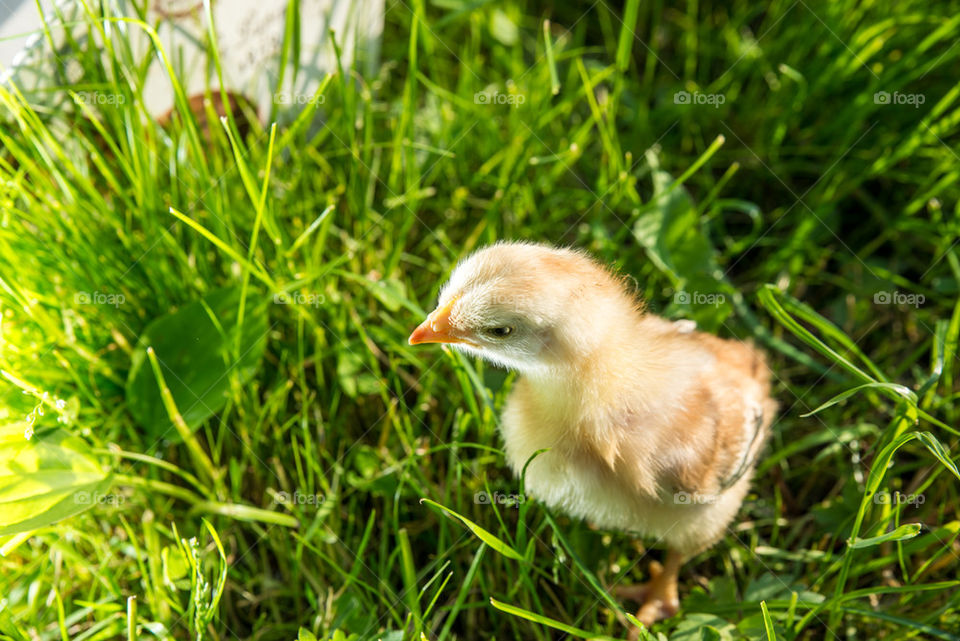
xmin=409 ymin=241 xmax=776 ymax=634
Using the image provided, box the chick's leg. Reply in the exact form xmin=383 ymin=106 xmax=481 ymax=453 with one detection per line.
xmin=616 ymin=549 xmax=684 ymax=638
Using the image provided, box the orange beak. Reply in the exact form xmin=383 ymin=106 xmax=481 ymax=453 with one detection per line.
xmin=409 ymin=297 xmax=469 ymax=345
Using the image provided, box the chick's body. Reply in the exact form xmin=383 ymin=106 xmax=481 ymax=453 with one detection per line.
xmin=409 ymin=242 xmax=776 ymax=630
xmin=502 ymin=313 xmax=774 ymax=557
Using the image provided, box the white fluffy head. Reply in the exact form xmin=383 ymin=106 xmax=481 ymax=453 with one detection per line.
xmin=429 ymin=241 xmax=640 ymax=374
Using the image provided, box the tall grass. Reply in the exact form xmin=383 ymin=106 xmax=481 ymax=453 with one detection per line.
xmin=1 ymin=1 xmax=959 ymax=640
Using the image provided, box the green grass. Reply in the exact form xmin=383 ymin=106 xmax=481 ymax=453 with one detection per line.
xmin=2 ymin=0 xmax=960 ymax=639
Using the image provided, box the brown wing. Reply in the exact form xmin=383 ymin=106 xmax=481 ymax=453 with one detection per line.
xmin=665 ymin=335 xmax=776 ymax=497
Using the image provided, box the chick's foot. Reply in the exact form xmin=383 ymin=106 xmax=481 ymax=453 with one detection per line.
xmin=614 ymin=551 xmax=683 ymax=639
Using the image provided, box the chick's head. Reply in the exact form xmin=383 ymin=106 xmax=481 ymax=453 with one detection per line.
xmin=409 ymin=242 xmax=638 ymax=373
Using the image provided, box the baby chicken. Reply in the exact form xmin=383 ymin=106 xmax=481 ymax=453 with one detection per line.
xmin=409 ymin=242 xmax=776 ymax=634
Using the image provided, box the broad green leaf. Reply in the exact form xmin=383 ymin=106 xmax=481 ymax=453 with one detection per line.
xmin=543 ymin=19 xmax=560 ymax=94
xmin=767 ymin=290 xmax=888 ymax=382
xmin=489 ymin=9 xmax=519 ymax=46
xmin=914 ymin=431 xmax=960 ymax=480
xmin=0 ymin=531 xmax=33 ymax=556
xmin=822 ymin=429 xmax=958 ymax=631
xmin=396 ymin=528 xmax=421 ymax=620
xmin=918 ymin=319 xmax=947 ymax=398
xmin=633 ymin=161 xmax=731 ymax=329
xmin=802 ymin=383 xmax=916 ymax=417
xmin=758 ymin=285 xmax=875 ymax=385
xmin=367 ymin=278 xmax=409 ymax=313
xmin=420 ymin=498 xmax=523 ymax=561
xmin=489 ymin=598 xmax=622 ymax=640
xmin=297 ymin=629 xmax=318 ymax=641
xmin=760 ymin=601 xmax=777 ymax=640
xmin=867 ymin=431 xmax=960 ymax=496
xmin=941 ymin=289 xmax=960 ymax=395
xmin=125 ymin=286 xmax=268 ymax=439
xmin=161 ymin=545 xmax=190 ymax=583
xmin=0 ymin=598 xmax=30 ymax=641
xmin=866 ymin=432 xmax=919 ymax=494
xmin=632 ymin=169 xmax=709 ymax=278
xmin=837 ymin=580 xmax=960 ymax=604
xmin=671 ymin=613 xmax=735 ymax=640
xmin=759 ymin=423 xmax=878 ymax=471
xmin=335 ymin=270 xmax=419 ymax=314
xmin=840 ymin=605 xmax=960 ymax=640
xmin=191 ymin=501 xmax=299 ymax=527
xmin=849 ymin=523 xmax=923 ymax=549
xmin=0 ymin=423 xmax=110 ymax=535
xmin=744 ymin=573 xmax=795 ymax=602
xmin=336 ymin=351 xmax=382 ymax=398
xmin=615 ymin=0 xmax=641 ymax=71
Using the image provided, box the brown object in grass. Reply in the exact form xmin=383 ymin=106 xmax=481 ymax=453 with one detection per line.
xmin=157 ymin=91 xmax=256 ymax=140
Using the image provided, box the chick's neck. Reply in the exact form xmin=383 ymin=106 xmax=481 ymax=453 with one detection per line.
xmin=523 ymin=298 xmax=654 ymax=421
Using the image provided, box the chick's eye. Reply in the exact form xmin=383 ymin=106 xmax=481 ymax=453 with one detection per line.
xmin=486 ymin=326 xmax=514 ymax=338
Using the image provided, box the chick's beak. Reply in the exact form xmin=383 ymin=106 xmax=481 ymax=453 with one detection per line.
xmin=409 ymin=297 xmax=467 ymax=345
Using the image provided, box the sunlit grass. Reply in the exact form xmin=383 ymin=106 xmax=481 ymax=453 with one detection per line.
xmin=1 ymin=1 xmax=959 ymax=640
